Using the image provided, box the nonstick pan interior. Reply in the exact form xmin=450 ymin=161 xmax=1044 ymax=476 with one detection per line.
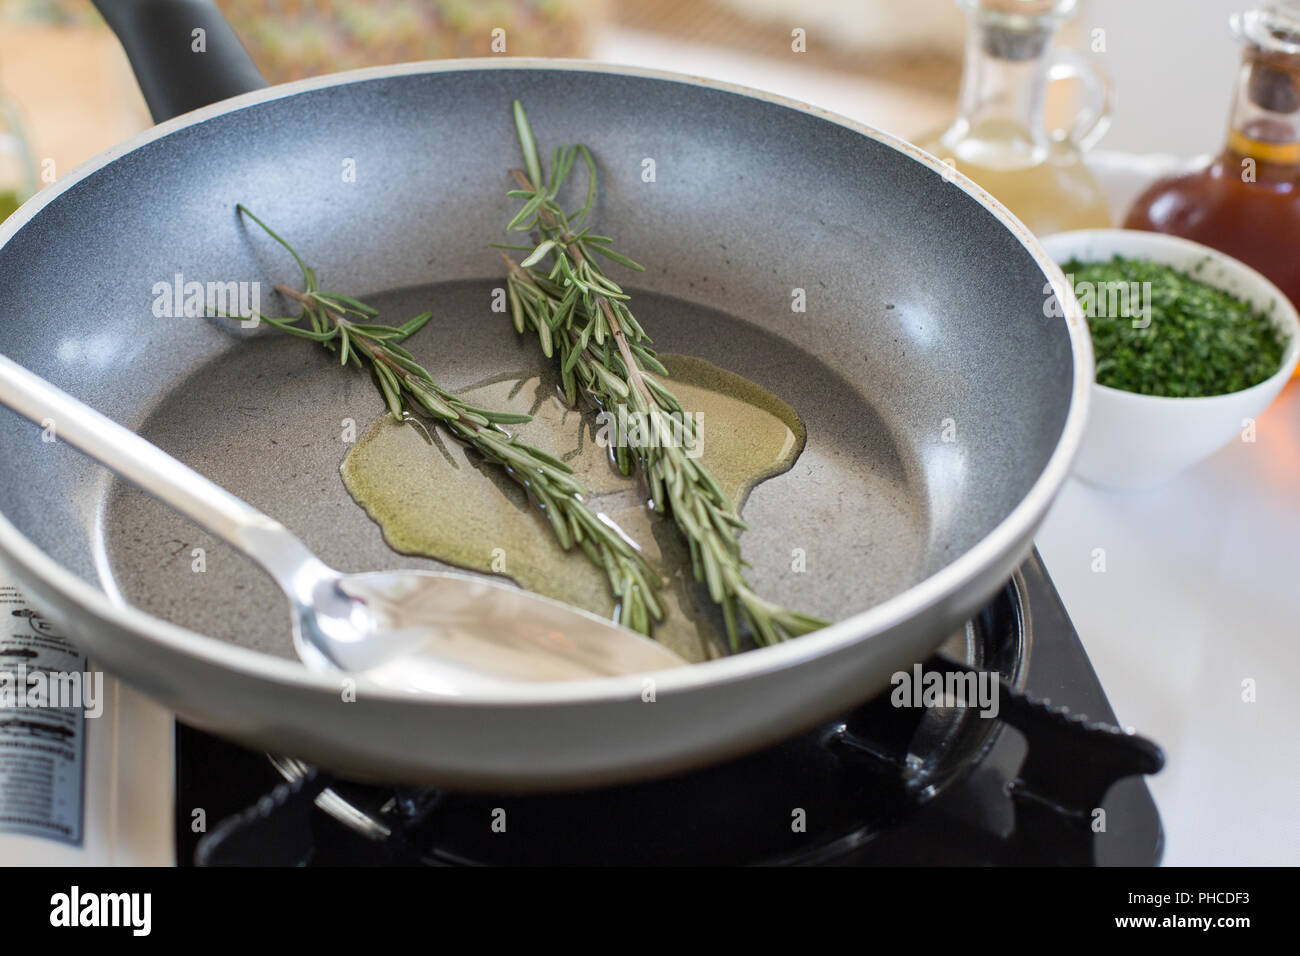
xmin=0 ymin=64 xmax=1072 ymax=677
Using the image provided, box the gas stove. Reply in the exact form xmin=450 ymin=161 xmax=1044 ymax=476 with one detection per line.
xmin=174 ymin=549 xmax=1163 ymax=866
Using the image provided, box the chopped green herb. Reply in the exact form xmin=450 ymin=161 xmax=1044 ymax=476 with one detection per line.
xmin=1063 ymin=255 xmax=1289 ymax=398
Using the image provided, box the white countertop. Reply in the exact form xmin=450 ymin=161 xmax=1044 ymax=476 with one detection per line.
xmin=1037 ymin=380 xmax=1300 ymax=867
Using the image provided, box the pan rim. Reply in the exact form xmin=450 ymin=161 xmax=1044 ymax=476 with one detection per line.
xmin=0 ymin=56 xmax=1092 ymax=706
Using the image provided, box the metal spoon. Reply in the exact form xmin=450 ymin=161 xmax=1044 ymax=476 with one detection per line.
xmin=0 ymin=354 xmax=687 ymax=694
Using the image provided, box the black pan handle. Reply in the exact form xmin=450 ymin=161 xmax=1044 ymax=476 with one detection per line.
xmin=92 ymin=0 xmax=268 ymax=124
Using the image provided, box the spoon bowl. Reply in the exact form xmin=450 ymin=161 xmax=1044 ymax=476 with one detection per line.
xmin=299 ymin=565 xmax=687 ymax=694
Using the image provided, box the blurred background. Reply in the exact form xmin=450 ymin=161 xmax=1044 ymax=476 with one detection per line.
xmin=0 ymin=0 xmax=1257 ymax=211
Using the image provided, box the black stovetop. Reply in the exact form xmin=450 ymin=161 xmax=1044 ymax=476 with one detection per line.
xmin=175 ymin=549 xmax=1164 ymax=866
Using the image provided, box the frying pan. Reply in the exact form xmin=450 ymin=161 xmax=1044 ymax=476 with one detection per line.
xmin=0 ymin=0 xmax=1090 ymax=788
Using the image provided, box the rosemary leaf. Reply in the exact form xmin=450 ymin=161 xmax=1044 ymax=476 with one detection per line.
xmin=586 ymin=243 xmax=646 ymax=272
xmin=512 ymin=99 xmax=544 ymax=197
xmin=520 ymin=239 xmax=557 ymax=268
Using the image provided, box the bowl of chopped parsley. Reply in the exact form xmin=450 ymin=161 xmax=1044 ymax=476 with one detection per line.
xmin=1042 ymin=230 xmax=1300 ymax=489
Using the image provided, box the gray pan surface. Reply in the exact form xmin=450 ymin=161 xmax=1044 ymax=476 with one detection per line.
xmin=0 ymin=61 xmax=1089 ymax=787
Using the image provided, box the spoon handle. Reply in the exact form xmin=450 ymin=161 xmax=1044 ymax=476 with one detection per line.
xmin=0 ymin=353 xmax=329 ymax=596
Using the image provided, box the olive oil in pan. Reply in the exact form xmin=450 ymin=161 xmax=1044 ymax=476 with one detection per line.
xmin=340 ymin=354 xmax=805 ymax=662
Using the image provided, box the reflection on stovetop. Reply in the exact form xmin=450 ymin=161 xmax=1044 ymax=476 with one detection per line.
xmin=175 ymin=549 xmax=1164 ymax=866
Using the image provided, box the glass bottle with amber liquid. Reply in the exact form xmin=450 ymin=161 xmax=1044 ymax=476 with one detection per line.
xmin=1125 ymin=3 xmax=1300 ymax=314
xmin=914 ymin=0 xmax=1113 ymax=235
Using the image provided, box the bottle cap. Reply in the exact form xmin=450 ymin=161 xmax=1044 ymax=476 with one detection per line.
xmin=1233 ymin=4 xmax=1300 ymax=114
xmin=963 ymin=0 xmax=1078 ymax=61
xmin=1232 ymin=3 xmax=1300 ymax=57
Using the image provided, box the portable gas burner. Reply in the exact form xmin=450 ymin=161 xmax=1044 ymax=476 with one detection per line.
xmin=175 ymin=549 xmax=1163 ymax=866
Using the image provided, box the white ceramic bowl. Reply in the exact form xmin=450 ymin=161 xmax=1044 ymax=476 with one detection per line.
xmin=1041 ymin=229 xmax=1300 ymax=490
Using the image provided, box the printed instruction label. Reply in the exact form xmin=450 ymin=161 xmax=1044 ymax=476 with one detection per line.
xmin=0 ymin=585 xmax=85 ymax=845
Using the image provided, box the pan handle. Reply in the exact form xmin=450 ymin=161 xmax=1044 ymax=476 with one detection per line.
xmin=91 ymin=0 xmax=268 ymax=124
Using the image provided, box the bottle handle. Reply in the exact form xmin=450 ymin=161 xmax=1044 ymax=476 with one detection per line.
xmin=1047 ymin=48 xmax=1113 ymax=153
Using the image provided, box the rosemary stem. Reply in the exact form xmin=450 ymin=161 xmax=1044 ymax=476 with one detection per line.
xmin=499 ymin=103 xmax=828 ymax=650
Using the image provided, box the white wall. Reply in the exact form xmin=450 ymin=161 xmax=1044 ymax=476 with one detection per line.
xmin=1082 ymin=0 xmax=1246 ymax=158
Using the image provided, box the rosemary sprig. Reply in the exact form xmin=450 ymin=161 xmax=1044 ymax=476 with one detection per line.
xmin=498 ymin=103 xmax=826 ymax=650
xmin=233 ymin=204 xmax=665 ymax=634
